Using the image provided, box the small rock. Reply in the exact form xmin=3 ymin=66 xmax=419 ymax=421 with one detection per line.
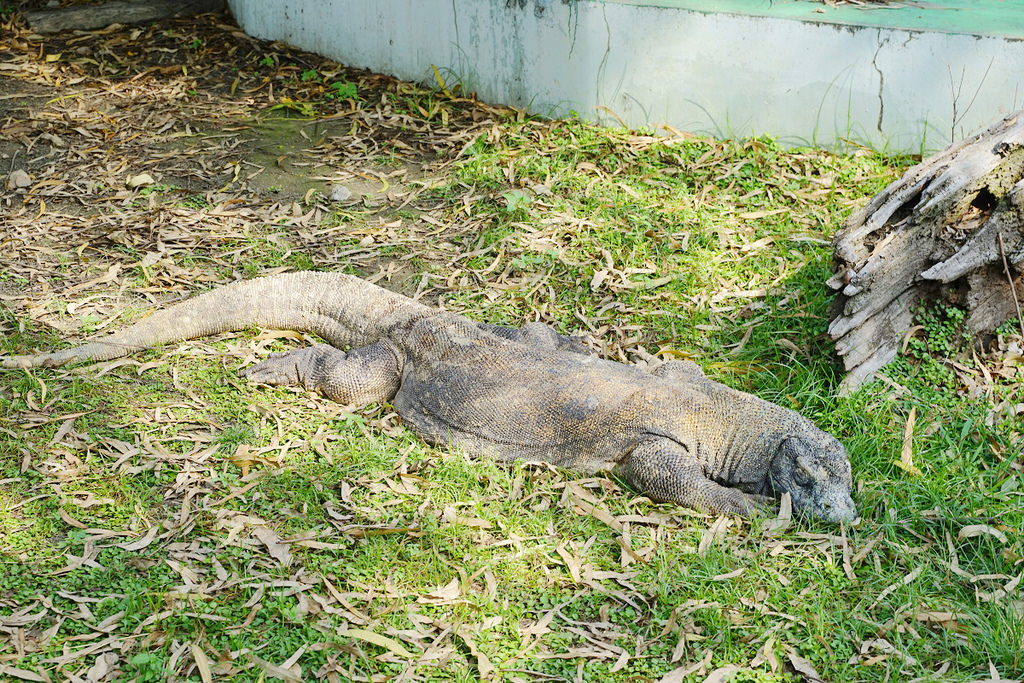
xmin=329 ymin=184 xmax=353 ymax=202
xmin=6 ymin=169 xmax=31 ymax=190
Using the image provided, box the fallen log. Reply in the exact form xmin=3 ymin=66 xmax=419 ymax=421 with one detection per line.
xmin=24 ymin=0 xmax=225 ymax=35
xmin=829 ymin=111 xmax=1024 ymax=391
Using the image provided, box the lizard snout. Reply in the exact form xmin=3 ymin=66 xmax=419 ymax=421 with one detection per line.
xmin=818 ymin=491 xmax=857 ymax=524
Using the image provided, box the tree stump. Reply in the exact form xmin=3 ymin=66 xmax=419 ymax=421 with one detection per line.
xmin=829 ymin=111 xmax=1024 ymax=391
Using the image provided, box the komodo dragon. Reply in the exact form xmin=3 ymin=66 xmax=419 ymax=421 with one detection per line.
xmin=2 ymin=271 xmax=856 ymax=523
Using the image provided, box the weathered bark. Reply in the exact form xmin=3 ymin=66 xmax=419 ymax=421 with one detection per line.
xmin=24 ymin=0 xmax=225 ymax=34
xmin=829 ymin=111 xmax=1024 ymax=391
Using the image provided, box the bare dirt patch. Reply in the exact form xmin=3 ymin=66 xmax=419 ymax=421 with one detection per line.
xmin=0 ymin=8 xmax=508 ymax=323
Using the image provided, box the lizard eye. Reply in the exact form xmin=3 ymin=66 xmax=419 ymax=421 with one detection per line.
xmin=793 ymin=465 xmax=811 ymax=487
xmin=792 ymin=449 xmax=815 ymax=488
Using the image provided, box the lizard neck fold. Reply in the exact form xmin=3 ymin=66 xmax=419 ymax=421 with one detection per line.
xmin=637 ymin=378 xmax=804 ymax=491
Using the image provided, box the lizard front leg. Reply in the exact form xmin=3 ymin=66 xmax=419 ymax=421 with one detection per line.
xmin=240 ymin=339 xmax=402 ymax=407
xmin=618 ymin=439 xmax=773 ymax=517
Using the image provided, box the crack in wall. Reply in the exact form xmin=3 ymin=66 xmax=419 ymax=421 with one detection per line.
xmin=872 ymin=30 xmax=888 ymax=135
xmin=451 ymin=0 xmax=462 ymax=81
xmin=566 ymin=0 xmax=579 ymax=57
xmin=596 ymin=3 xmax=611 ymax=111
xmin=452 ymin=0 xmax=460 ymax=46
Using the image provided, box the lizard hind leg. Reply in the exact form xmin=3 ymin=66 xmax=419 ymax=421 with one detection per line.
xmin=240 ymin=339 xmax=402 ymax=407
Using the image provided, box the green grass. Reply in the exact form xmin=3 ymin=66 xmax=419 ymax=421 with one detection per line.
xmin=2 ymin=111 xmax=1021 ymax=682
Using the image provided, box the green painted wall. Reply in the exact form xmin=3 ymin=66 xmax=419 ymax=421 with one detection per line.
xmin=231 ymin=0 xmax=1024 ymax=152
xmin=607 ymin=0 xmax=1024 ymax=38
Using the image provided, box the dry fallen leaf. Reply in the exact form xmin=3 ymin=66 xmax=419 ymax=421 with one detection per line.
xmin=871 ymin=566 xmax=922 ymax=609
xmin=116 ymin=525 xmax=160 ymax=551
xmin=85 ymin=652 xmax=119 ymax=682
xmin=957 ymin=524 xmax=1009 ymax=544
xmin=556 ymin=544 xmax=583 ymax=583
xmin=191 ymin=643 xmax=213 ymax=683
xmin=126 ymin=172 xmax=157 ymax=188
xmin=0 ymin=665 xmax=49 ymax=682
xmin=252 ymin=526 xmax=292 ymax=567
xmin=231 ymin=443 xmax=253 ymax=477
xmin=750 ymin=635 xmax=778 ymax=671
xmin=763 ymin=491 xmax=792 ymax=535
xmin=456 ymin=627 xmax=495 ymax=679
xmin=702 ymin=666 xmax=747 ymax=683
xmin=658 ymin=650 xmax=714 ymax=683
xmin=913 ymin=609 xmax=968 ymax=631
xmin=711 ymin=567 xmax=745 ymax=581
xmin=698 ymin=516 xmax=731 ymax=556
xmin=977 ymin=572 xmax=1022 ymax=602
xmin=417 ymin=578 xmax=462 ymax=604
xmin=786 ymin=649 xmax=824 ymax=681
xmin=338 ymin=628 xmax=417 ymax=659
xmin=894 ymin=406 xmax=922 ymax=476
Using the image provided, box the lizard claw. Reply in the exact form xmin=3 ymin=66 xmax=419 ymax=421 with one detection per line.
xmin=240 ymin=348 xmax=317 ymax=388
xmin=716 ymin=491 xmax=775 ymax=518
xmin=747 ymin=493 xmax=778 ymax=514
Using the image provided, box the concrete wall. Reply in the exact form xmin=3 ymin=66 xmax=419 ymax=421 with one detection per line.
xmin=227 ymin=0 xmax=1024 ymax=153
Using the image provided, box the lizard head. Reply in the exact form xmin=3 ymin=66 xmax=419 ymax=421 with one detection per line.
xmin=769 ymin=429 xmax=856 ymax=524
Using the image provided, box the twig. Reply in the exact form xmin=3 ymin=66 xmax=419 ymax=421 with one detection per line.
xmin=997 ymin=230 xmax=1024 ymax=336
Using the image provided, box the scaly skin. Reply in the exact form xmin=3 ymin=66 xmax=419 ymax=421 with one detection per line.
xmin=2 ymin=272 xmax=856 ymax=523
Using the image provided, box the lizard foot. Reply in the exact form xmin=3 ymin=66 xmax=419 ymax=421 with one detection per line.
xmin=241 ymin=341 xmax=401 ymax=407
xmin=713 ymin=491 xmax=776 ymax=518
xmin=240 ymin=346 xmax=325 ymax=388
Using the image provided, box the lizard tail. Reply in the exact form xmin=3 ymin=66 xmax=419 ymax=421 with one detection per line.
xmin=2 ymin=271 xmax=431 ymax=369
